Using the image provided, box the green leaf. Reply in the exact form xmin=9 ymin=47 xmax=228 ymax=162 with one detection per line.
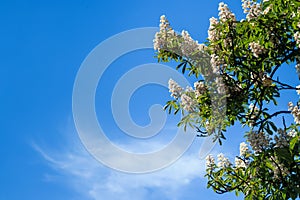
xmin=182 ymin=62 xmax=187 ymax=74
xmin=265 ymin=126 xmax=273 ymax=135
xmin=276 ymin=147 xmax=292 ymax=162
xmin=290 ymin=136 xmax=298 ymax=151
xmin=269 ymin=121 xmax=277 ymax=132
xmin=176 ymin=62 xmax=185 ymax=70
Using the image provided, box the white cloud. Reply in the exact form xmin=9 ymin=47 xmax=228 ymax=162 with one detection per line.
xmin=33 ymin=132 xmax=208 ymax=200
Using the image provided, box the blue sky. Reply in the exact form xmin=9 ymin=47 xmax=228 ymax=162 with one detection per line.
xmin=1 ymin=0 xmax=299 ymax=200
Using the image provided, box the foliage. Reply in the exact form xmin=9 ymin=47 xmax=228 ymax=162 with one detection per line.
xmin=153 ymin=0 xmax=300 ymax=199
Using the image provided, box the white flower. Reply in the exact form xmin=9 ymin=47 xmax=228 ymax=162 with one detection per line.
xmin=247 ymin=131 xmax=270 ymax=153
xmin=208 ymin=17 xmax=219 ymax=42
xmin=153 ymin=32 xmax=163 ymax=51
xmin=181 ymin=94 xmax=196 ymax=112
xmin=216 ymin=77 xmax=226 ymax=94
xmin=205 ymin=121 xmax=214 ymax=133
xmin=235 ymin=157 xmax=247 ymax=168
xmin=198 ymin=44 xmax=206 ymax=51
xmin=210 ymin=54 xmax=223 ymax=73
xmin=247 ymin=103 xmax=259 ymax=126
xmin=205 ymin=154 xmax=215 ymax=170
xmin=263 ymin=4 xmax=272 ymax=15
xmin=218 ymin=2 xmax=236 ymax=22
xmin=288 ymin=102 xmax=300 ymax=124
xmin=185 ymin=86 xmax=194 ymax=93
xmin=239 ymin=142 xmax=249 ymax=157
xmin=159 ymin=15 xmax=171 ymax=31
xmin=287 ymin=129 xmax=297 ymax=138
xmin=249 ymin=42 xmax=265 ymax=58
xmin=249 ymin=103 xmax=258 ymax=112
xmin=168 ymin=79 xmax=183 ymax=99
xmin=153 ymin=15 xmax=208 ymax=61
xmin=274 ymin=129 xmax=289 ymax=148
xmin=223 ymin=36 xmax=233 ymax=49
xmin=288 ymin=102 xmax=294 ymax=110
xmin=217 ymin=153 xmax=231 ymax=168
xmin=242 ymin=0 xmax=251 ymax=13
xmin=242 ymin=0 xmax=262 ymax=21
xmin=181 ymin=30 xmax=201 ymax=57
xmin=194 ymin=81 xmax=206 ymax=98
xmin=271 ymin=157 xmax=289 ymax=180
xmin=153 ymin=15 xmax=176 ymax=51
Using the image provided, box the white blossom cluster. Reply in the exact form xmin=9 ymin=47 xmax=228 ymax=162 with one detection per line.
xmin=159 ymin=15 xmax=170 ymax=31
xmin=294 ymin=32 xmax=300 ymax=48
xmin=205 ymin=133 xmax=294 ymax=172
xmin=239 ymin=142 xmax=249 ymax=156
xmin=181 ymin=93 xmax=196 ymax=112
xmin=288 ymin=102 xmax=300 ymax=124
xmin=205 ymin=121 xmax=214 ymax=134
xmin=185 ymin=86 xmax=194 ymax=93
xmin=218 ymin=2 xmax=236 ymax=22
xmin=247 ymin=131 xmax=270 ymax=153
xmin=242 ymin=0 xmax=262 ymax=21
xmin=168 ymin=79 xmax=197 ymax=112
xmin=274 ymin=129 xmax=289 ymax=148
xmin=287 ymin=129 xmax=297 ymax=138
xmin=235 ymin=157 xmax=247 ymax=168
xmin=271 ymin=156 xmax=289 ymax=180
xmin=210 ymin=54 xmax=226 ymax=74
xmin=234 ymin=142 xmax=250 ymax=168
xmin=207 ymin=6 xmax=233 ymax=70
xmin=208 ymin=17 xmax=219 ymax=42
xmin=217 ymin=153 xmax=232 ymax=168
xmin=249 ymin=42 xmax=265 ymax=58
xmin=205 ymin=153 xmax=232 ymax=170
xmin=154 ymin=15 xmax=206 ymax=59
xmin=205 ymin=143 xmax=250 ymax=170
xmin=263 ymin=4 xmax=273 ymax=15
xmin=168 ymin=79 xmax=183 ymax=99
xmin=153 ymin=15 xmax=176 ymax=51
xmin=273 ymin=163 xmax=289 ymax=180
xmin=194 ymin=81 xmax=206 ymax=98
xmin=216 ymin=77 xmax=226 ymax=94
xmin=223 ymin=37 xmax=233 ymax=49
xmin=181 ymin=30 xmax=205 ymax=57
xmin=205 ymin=154 xmax=215 ymax=171
xmin=208 ymin=2 xmax=235 ymax=44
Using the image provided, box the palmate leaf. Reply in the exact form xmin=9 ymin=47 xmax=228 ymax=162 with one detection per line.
xmin=164 ymin=100 xmax=180 ymax=114
xmin=290 ymin=136 xmax=298 ymax=151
